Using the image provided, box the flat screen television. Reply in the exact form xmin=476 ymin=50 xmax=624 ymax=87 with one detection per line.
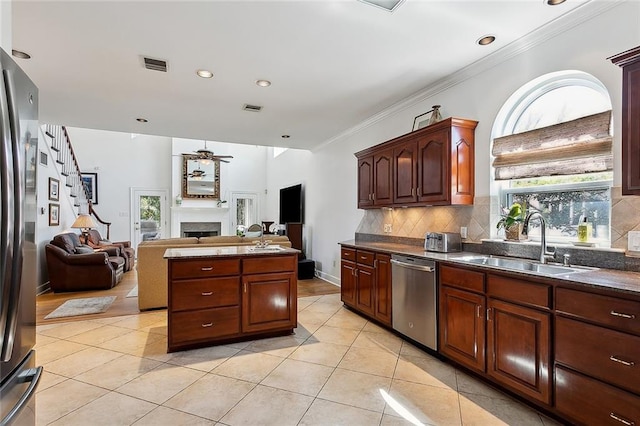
xmin=279 ymin=183 xmax=304 ymax=224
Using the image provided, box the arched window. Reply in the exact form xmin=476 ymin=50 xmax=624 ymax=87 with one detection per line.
xmin=491 ymin=70 xmax=613 ymax=245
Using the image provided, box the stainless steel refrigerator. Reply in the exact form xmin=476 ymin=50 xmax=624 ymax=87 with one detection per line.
xmin=0 ymin=47 xmax=42 ymax=426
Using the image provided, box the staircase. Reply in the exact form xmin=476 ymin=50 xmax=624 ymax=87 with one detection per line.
xmin=44 ymin=124 xmax=112 ymax=238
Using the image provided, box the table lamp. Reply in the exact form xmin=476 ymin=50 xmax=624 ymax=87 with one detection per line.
xmin=71 ymin=214 xmax=97 ymax=244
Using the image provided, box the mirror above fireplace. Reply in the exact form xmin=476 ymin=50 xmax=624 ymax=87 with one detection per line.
xmin=182 ymin=154 xmax=220 ymax=199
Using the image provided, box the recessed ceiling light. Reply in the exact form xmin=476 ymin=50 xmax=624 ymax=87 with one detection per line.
xmin=11 ymin=49 xmax=31 ymax=59
xmin=136 ymin=118 xmax=148 ymax=123
xmin=196 ymin=69 xmax=213 ymax=79
xmin=477 ymin=35 xmax=496 ymax=46
xmin=546 ymin=0 xmax=566 ymax=5
xmin=256 ymin=80 xmax=271 ymax=87
xmin=281 ymin=135 xmax=290 ymax=139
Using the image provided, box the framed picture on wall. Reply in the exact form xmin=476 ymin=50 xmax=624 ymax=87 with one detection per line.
xmin=48 ymin=177 xmax=59 ymax=201
xmin=49 ymin=203 xmax=60 ymax=226
xmin=81 ymin=172 xmax=98 ymax=205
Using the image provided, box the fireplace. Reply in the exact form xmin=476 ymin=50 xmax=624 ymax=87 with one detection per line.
xmin=180 ymin=222 xmax=221 ymax=238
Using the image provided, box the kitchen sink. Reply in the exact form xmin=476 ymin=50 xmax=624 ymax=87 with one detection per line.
xmin=248 ymin=245 xmax=285 ymax=252
xmin=454 ymin=256 xmax=596 ymax=276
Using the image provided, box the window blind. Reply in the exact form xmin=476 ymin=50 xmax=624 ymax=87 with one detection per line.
xmin=492 ymin=110 xmax=612 ymax=180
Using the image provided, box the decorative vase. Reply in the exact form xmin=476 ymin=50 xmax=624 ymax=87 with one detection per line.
xmin=428 ymin=105 xmax=442 ymax=125
xmin=505 ymin=223 xmax=525 ymax=241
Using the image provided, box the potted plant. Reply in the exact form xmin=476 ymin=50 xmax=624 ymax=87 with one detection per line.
xmin=497 ymin=203 xmax=526 ymax=241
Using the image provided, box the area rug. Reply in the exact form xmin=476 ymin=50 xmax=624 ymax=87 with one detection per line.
xmin=44 ymin=296 xmax=117 ymax=320
xmin=126 ymin=285 xmax=138 ymax=298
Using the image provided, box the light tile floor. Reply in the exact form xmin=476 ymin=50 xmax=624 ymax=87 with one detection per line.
xmin=35 ymin=294 xmax=563 ymax=425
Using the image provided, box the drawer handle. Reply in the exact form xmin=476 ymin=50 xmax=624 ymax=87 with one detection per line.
xmin=610 ymin=310 xmax=636 ymax=319
xmin=201 ymin=291 xmax=213 ymax=296
xmin=610 ymin=356 xmax=635 ymax=367
xmin=201 ymin=267 xmax=214 ymax=271
xmin=360 ymin=256 xmax=367 ymax=260
xmin=610 ymin=412 xmax=635 ymax=426
xmin=201 ymin=323 xmax=214 ymax=328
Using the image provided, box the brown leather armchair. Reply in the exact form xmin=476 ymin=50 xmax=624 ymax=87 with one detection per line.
xmin=86 ymin=229 xmax=135 ymax=272
xmin=46 ymin=233 xmax=125 ymax=292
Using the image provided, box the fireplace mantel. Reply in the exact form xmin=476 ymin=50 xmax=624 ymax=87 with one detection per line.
xmin=170 ymin=206 xmax=230 ymax=237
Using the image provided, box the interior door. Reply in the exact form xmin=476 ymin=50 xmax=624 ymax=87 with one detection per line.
xmin=130 ymin=189 xmax=168 ymax=251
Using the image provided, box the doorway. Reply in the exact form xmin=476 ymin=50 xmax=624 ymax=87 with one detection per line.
xmin=130 ymin=189 xmax=168 ymax=251
xmin=230 ymin=191 xmax=259 ymax=233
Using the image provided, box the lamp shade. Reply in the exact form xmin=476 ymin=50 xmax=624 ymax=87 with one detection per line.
xmin=71 ymin=214 xmax=97 ymax=230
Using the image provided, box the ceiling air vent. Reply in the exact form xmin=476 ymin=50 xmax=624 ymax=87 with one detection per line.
xmin=143 ymin=57 xmax=168 ymax=72
xmin=243 ymin=104 xmax=263 ymax=112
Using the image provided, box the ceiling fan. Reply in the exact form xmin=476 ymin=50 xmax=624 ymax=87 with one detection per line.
xmin=181 ymin=141 xmax=233 ymax=163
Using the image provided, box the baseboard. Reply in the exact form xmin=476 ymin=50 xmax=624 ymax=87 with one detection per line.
xmin=315 ymin=270 xmax=340 ymax=286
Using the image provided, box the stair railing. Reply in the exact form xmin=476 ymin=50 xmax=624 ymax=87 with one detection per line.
xmin=45 ymin=124 xmax=111 ymax=239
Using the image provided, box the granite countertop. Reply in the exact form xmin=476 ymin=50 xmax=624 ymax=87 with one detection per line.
xmin=340 ymin=240 xmax=640 ymax=297
xmin=164 ymin=245 xmax=299 ymax=259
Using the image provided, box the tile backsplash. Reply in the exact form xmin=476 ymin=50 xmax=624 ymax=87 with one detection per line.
xmin=356 ymin=188 xmax=640 ymax=253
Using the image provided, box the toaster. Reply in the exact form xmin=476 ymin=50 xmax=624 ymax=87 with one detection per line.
xmin=424 ymin=232 xmax=462 ymax=253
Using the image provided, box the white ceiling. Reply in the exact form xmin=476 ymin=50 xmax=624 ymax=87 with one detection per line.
xmin=12 ymin=0 xmax=594 ymax=151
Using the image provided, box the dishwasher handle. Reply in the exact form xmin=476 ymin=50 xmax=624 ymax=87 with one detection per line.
xmin=390 ymin=258 xmax=434 ymax=273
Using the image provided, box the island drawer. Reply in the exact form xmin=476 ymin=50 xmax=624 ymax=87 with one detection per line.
xmin=440 ymin=264 xmax=484 ymax=293
xmin=341 ymin=247 xmax=356 ymax=262
xmin=170 ymin=307 xmax=240 ymax=344
xmin=171 ymin=277 xmax=240 ymax=312
xmin=171 ymin=258 xmax=240 ymax=279
xmin=243 ymin=255 xmax=296 ymax=274
xmin=556 ymin=287 xmax=640 ymax=335
xmin=487 ymin=275 xmax=551 ymax=309
xmin=555 ymin=366 xmax=640 ymax=426
xmin=556 ymin=316 xmax=640 ymax=395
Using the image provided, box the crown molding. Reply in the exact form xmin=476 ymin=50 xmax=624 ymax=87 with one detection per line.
xmin=313 ymin=0 xmax=624 ymax=153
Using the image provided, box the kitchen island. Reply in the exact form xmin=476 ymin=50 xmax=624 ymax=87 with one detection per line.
xmin=164 ymin=245 xmax=299 ymax=352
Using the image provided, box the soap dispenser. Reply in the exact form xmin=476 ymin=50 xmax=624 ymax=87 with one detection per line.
xmin=577 ymin=217 xmax=592 ymax=243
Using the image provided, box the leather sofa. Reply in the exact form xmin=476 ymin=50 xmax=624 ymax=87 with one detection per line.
xmin=137 ymin=235 xmax=292 ymax=310
xmin=86 ymin=229 xmax=135 ymax=272
xmin=46 ymin=232 xmax=125 ymax=292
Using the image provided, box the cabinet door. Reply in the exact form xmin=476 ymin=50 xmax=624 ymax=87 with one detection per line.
xmin=356 ymin=264 xmax=375 ymax=316
xmin=450 ymin=123 xmax=475 ymax=205
xmin=357 ymin=156 xmax=374 ymax=208
xmin=439 ymin=285 xmax=485 ymax=373
xmin=340 ymin=261 xmax=357 ymax=307
xmin=242 ymin=272 xmax=296 ymax=333
xmin=417 ymin=128 xmax=449 ymax=204
xmin=393 ymin=141 xmax=417 ymax=204
xmin=374 ymin=253 xmax=392 ymax=326
xmin=487 ymin=298 xmax=551 ymax=404
xmin=373 ymin=150 xmax=393 ymax=206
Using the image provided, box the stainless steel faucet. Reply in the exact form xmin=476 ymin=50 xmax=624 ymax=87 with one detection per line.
xmin=523 ymin=212 xmax=555 ymax=264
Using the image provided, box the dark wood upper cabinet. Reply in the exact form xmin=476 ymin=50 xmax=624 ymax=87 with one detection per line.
xmin=373 ymin=150 xmax=393 ymax=206
xmin=357 ymin=156 xmax=374 ymax=208
xmin=393 ymin=139 xmax=418 ymax=204
xmin=611 ymin=46 xmax=640 ymax=195
xmin=355 ymin=117 xmax=477 ymax=208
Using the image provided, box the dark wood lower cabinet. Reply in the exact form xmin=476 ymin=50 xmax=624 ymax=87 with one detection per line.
xmin=242 ymin=272 xmax=296 ymax=333
xmin=167 ymin=253 xmax=297 ymax=352
xmin=556 ymin=366 xmax=640 ymax=426
xmin=340 ymin=247 xmax=392 ymax=327
xmin=439 ymin=285 xmax=485 ymax=373
xmin=487 ymin=298 xmax=551 ymax=404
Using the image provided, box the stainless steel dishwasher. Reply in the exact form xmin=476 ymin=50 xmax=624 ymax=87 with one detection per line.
xmin=391 ymin=254 xmax=437 ymax=350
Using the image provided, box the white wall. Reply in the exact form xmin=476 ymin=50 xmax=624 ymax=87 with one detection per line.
xmin=265 ymin=2 xmax=640 ymax=284
xmin=0 ymin=1 xmax=11 ymax=51
xmin=67 ymin=128 xmax=173 ymax=241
